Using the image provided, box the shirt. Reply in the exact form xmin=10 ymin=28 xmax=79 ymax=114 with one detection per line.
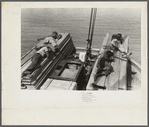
xmin=44 ymin=37 xmax=57 ymax=47
xmin=44 ymin=37 xmax=58 ymax=52
xmin=36 ymin=47 xmax=48 ymax=57
xmin=36 ymin=36 xmax=57 ymax=49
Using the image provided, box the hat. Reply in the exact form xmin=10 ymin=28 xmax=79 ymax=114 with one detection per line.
xmin=111 ymin=33 xmax=122 ymax=41
xmin=52 ymin=31 xmax=58 ymax=35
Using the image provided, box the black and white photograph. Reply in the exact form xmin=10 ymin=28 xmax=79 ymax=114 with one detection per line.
xmin=2 ymin=2 xmax=147 ymax=125
xmin=21 ymin=8 xmax=141 ymax=90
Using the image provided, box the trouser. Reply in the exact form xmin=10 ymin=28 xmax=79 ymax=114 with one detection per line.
xmin=97 ymin=66 xmax=113 ymax=75
xmin=95 ymin=62 xmax=113 ymax=81
xmin=47 ymin=44 xmax=59 ymax=53
xmin=22 ymin=53 xmax=42 ymax=76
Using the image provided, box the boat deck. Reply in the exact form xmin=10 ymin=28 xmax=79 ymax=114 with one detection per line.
xmin=86 ymin=33 xmax=141 ymax=91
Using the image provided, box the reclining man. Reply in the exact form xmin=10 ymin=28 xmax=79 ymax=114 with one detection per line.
xmin=111 ymin=33 xmax=132 ymax=57
xmin=22 ymin=45 xmax=52 ymax=77
xmin=36 ymin=31 xmax=62 ymax=53
xmin=22 ymin=31 xmax=62 ymax=77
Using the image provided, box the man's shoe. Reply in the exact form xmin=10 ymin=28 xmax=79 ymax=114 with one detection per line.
xmin=91 ymin=83 xmax=106 ymax=89
xmin=131 ymin=71 xmax=137 ymax=75
xmin=21 ymin=84 xmax=27 ymax=89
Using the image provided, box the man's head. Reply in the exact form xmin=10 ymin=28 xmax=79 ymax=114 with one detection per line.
xmin=111 ymin=33 xmax=122 ymax=40
xmin=52 ymin=31 xmax=58 ymax=39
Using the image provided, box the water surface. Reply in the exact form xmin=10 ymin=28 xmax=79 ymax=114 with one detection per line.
xmin=21 ymin=8 xmax=141 ymax=64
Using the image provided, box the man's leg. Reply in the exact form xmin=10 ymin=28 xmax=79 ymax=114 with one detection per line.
xmin=22 ymin=53 xmax=42 ymax=76
xmin=94 ymin=69 xmax=105 ymax=81
xmin=103 ymin=64 xmax=113 ymax=77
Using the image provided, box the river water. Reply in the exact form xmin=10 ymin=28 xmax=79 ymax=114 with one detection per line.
xmin=21 ymin=8 xmax=141 ymax=64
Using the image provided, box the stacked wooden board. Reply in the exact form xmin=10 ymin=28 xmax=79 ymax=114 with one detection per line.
xmin=40 ymin=79 xmax=77 ymax=90
xmin=21 ymin=33 xmax=75 ymax=89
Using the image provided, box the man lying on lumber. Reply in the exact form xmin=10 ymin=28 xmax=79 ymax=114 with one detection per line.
xmin=22 ymin=31 xmax=62 ymax=77
xmin=94 ymin=50 xmax=114 ymax=81
xmin=36 ymin=31 xmax=62 ymax=53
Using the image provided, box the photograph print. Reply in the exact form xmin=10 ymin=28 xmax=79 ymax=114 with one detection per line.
xmin=21 ymin=8 xmax=141 ymax=91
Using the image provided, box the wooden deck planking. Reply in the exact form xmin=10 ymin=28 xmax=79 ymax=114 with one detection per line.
xmin=129 ymin=65 xmax=141 ymax=90
xmin=68 ymin=82 xmax=77 ymax=90
xmin=40 ymin=78 xmax=53 ymax=90
xmin=46 ymin=80 xmax=73 ymax=90
xmin=21 ymin=60 xmax=32 ymax=73
xmin=96 ymin=76 xmax=106 ymax=87
xmin=105 ymin=50 xmax=120 ymax=90
xmin=21 ymin=49 xmax=36 ymax=65
xmin=118 ymin=59 xmax=127 ymax=90
xmin=105 ymin=36 xmax=129 ymax=90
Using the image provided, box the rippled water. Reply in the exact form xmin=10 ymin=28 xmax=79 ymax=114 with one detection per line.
xmin=21 ymin=8 xmax=141 ymax=64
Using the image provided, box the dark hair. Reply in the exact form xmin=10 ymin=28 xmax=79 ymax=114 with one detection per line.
xmin=117 ymin=33 xmax=122 ymax=38
xmin=52 ymin=31 xmax=58 ymax=39
xmin=111 ymin=33 xmax=123 ymax=44
xmin=111 ymin=33 xmax=122 ymax=41
xmin=52 ymin=31 xmax=58 ymax=35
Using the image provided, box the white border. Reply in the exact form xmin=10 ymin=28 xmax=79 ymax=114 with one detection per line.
xmin=2 ymin=2 xmax=147 ymax=125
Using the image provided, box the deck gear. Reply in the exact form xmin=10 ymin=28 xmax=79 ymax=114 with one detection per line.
xmin=86 ymin=8 xmax=97 ymax=59
xmin=79 ymin=52 xmax=87 ymax=62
